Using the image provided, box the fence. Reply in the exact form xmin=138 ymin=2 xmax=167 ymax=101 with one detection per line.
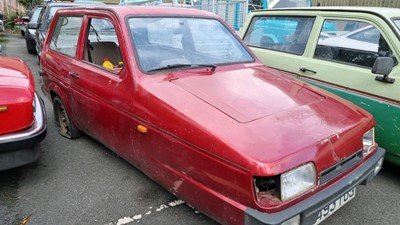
xmin=194 ymin=0 xmax=248 ymax=31
xmin=314 ymin=0 xmax=400 ymax=7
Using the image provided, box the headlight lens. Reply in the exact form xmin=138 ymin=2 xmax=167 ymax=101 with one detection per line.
xmin=281 ymin=163 xmax=316 ymax=202
xmin=363 ymin=128 xmax=375 ymax=155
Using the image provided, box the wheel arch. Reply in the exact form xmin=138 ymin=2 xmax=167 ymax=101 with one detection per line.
xmin=48 ymin=85 xmax=81 ymax=131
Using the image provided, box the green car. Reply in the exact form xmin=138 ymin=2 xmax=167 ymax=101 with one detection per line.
xmin=241 ymin=7 xmax=400 ymax=166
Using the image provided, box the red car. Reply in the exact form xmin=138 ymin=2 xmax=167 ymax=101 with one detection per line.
xmin=0 ymin=57 xmax=47 ymax=171
xmin=41 ymin=6 xmax=384 ymax=225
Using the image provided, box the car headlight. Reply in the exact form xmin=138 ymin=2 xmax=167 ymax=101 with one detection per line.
xmin=363 ymin=128 xmax=375 ymax=156
xmin=281 ymin=162 xmax=316 ymax=202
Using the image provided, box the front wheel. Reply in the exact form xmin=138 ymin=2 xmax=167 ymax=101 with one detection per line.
xmin=53 ymin=96 xmax=81 ymax=139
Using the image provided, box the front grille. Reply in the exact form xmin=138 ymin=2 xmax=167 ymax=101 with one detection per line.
xmin=320 ymin=150 xmax=363 ymax=184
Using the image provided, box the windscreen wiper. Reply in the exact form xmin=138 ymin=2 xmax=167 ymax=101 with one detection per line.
xmin=146 ymin=64 xmax=217 ymax=73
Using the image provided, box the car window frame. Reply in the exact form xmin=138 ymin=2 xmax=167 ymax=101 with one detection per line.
xmin=80 ymin=15 xmax=126 ymax=75
xmin=313 ymin=17 xmax=399 ymax=70
xmin=242 ymin=15 xmax=316 ymax=56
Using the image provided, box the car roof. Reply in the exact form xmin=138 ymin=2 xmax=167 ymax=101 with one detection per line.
xmin=251 ymin=6 xmax=400 ymax=19
xmin=46 ymin=1 xmax=105 ymax=7
xmin=56 ymin=5 xmax=219 ymax=18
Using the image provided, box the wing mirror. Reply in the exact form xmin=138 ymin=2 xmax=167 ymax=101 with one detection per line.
xmin=372 ymin=57 xmax=395 ymax=83
xmin=27 ymin=22 xmax=38 ymax=29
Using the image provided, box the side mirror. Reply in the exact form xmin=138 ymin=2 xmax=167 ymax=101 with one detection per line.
xmin=27 ymin=22 xmax=38 ymax=29
xmin=372 ymin=57 xmax=395 ymax=83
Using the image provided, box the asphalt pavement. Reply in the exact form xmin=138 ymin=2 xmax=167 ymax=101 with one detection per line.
xmin=0 ymin=33 xmax=399 ymax=225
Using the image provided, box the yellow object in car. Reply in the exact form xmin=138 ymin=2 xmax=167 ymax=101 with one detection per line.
xmin=103 ymin=58 xmax=114 ymax=69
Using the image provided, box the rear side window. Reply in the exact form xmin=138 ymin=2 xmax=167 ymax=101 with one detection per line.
xmin=315 ymin=19 xmax=397 ymax=68
xmin=49 ymin=16 xmax=83 ymax=58
xmin=243 ymin=16 xmax=315 ymax=55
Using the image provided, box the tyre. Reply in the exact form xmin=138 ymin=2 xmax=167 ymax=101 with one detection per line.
xmin=53 ymin=96 xmax=81 ymax=139
xmin=26 ymin=38 xmax=36 ymax=54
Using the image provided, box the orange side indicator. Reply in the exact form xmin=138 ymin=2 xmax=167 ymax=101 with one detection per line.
xmin=0 ymin=106 xmax=8 ymax=112
xmin=137 ymin=124 xmax=148 ymax=133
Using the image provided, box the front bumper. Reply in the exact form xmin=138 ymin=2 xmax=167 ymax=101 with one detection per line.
xmin=245 ymin=147 xmax=385 ymax=225
xmin=0 ymin=93 xmax=47 ymax=171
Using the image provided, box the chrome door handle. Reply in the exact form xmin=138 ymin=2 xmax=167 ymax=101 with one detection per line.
xmin=299 ymin=67 xmax=317 ymax=74
xmin=69 ymin=72 xmax=80 ymax=78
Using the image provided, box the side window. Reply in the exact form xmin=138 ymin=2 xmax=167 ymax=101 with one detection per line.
xmin=315 ymin=19 xmax=397 ymax=68
xmin=49 ymin=16 xmax=83 ymax=58
xmin=83 ymin=18 xmax=124 ymax=73
xmin=243 ymin=16 xmax=315 ymax=55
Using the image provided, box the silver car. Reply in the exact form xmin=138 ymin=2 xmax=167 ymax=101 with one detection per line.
xmin=0 ymin=20 xmax=4 ymax=32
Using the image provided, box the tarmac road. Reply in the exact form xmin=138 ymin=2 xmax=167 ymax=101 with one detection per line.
xmin=0 ymin=33 xmax=399 ymax=225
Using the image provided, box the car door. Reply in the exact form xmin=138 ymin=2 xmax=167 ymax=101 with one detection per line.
xmin=243 ymin=15 xmax=316 ymax=76
xmin=69 ymin=14 xmax=141 ymax=161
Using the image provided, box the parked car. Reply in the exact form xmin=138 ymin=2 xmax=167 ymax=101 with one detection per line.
xmin=318 ymin=25 xmax=379 ymax=52
xmin=33 ymin=1 xmax=104 ymax=66
xmin=0 ymin=12 xmax=4 ymax=32
xmin=41 ymin=6 xmax=384 ymax=225
xmin=0 ymin=57 xmax=47 ymax=171
xmin=15 ymin=15 xmax=30 ymax=36
xmin=25 ymin=6 xmax=43 ymax=54
xmin=241 ymin=7 xmax=400 ymax=167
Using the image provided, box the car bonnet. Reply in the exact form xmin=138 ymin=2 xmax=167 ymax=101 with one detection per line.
xmin=170 ymin=66 xmax=325 ymax=123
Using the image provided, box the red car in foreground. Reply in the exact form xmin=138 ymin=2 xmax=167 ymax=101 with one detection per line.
xmin=41 ymin=6 xmax=384 ymax=225
xmin=0 ymin=57 xmax=47 ymax=171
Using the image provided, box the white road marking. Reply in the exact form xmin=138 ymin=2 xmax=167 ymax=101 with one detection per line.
xmin=110 ymin=199 xmax=186 ymax=225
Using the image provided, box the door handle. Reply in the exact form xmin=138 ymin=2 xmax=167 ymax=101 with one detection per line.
xmin=299 ymin=67 xmax=317 ymax=74
xmin=69 ymin=72 xmax=80 ymax=78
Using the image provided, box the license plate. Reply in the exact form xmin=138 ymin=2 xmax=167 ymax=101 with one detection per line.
xmin=313 ymin=188 xmax=356 ymax=225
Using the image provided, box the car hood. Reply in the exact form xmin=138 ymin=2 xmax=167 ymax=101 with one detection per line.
xmin=0 ymin=57 xmax=34 ymax=90
xmin=141 ymin=65 xmax=372 ymax=174
xmin=170 ymin=67 xmax=324 ymax=123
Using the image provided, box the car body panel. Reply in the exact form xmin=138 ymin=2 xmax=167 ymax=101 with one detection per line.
xmin=241 ymin=7 xmax=400 ymax=166
xmin=41 ymin=6 xmax=384 ymax=225
xmin=0 ymin=57 xmax=47 ymax=170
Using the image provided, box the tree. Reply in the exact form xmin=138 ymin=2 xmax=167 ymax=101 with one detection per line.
xmin=17 ymin=0 xmax=43 ymax=9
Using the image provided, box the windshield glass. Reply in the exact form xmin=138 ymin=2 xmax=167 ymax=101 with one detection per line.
xmin=31 ymin=7 xmax=42 ymax=23
xmin=128 ymin=17 xmax=253 ymax=73
xmin=394 ymin=19 xmax=400 ymax=31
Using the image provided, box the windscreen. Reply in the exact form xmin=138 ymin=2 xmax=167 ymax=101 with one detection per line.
xmin=128 ymin=17 xmax=253 ymax=73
